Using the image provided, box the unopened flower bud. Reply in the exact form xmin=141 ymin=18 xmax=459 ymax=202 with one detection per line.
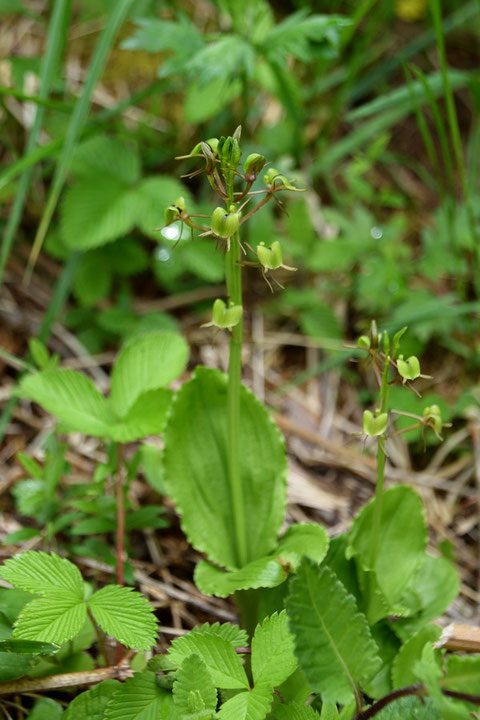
xmin=211 ymin=206 xmax=240 ymax=238
xmin=244 ymin=153 xmax=266 ymax=181
xmin=189 ymin=138 xmax=219 ymax=156
xmin=423 ymin=404 xmax=442 ymax=433
xmin=257 ymin=241 xmax=283 ymax=270
xmin=218 ymin=135 xmax=241 ymax=170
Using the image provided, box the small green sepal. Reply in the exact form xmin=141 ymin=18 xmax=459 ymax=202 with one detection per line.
xmin=397 ymin=355 xmax=421 ymax=382
xmin=218 ymin=135 xmax=241 ymax=170
xmin=363 ymin=409 xmax=388 ymax=437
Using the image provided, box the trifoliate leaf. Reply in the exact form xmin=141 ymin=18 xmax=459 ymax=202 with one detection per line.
xmin=217 ymin=685 xmax=273 ymax=720
xmin=194 ymin=556 xmax=286 ymax=598
xmin=173 ymin=654 xmax=218 ymax=716
xmin=63 ymin=679 xmax=121 ymax=720
xmin=87 ymin=585 xmax=158 ymax=650
xmin=276 ymin=703 xmax=321 ymax=719
xmin=251 ymin=611 xmax=297 ymax=688
xmin=287 ymin=560 xmax=381 ymax=705
xmin=0 ymin=551 xmax=84 ymax=598
xmin=168 ymin=632 xmax=249 ymax=689
xmin=163 ymin=367 xmax=287 ymax=570
xmin=104 ymin=670 xmax=172 ymax=720
xmin=347 ymin=486 xmax=426 ymax=608
xmin=190 ymin=622 xmax=248 ymax=648
xmin=110 ymin=331 xmax=188 ymax=417
xmin=13 ymin=593 xmax=86 ymax=645
xmin=108 ymin=388 xmax=173 ymax=442
xmin=19 ymin=369 xmax=114 ymax=438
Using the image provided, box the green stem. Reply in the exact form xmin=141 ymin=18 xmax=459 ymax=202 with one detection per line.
xmin=368 ymin=353 xmax=391 ymax=584
xmin=225 ymin=176 xmax=248 ymax=568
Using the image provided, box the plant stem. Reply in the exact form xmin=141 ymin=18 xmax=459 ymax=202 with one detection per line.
xmin=87 ymin=607 xmax=109 ymax=667
xmin=225 ymin=176 xmax=248 ymax=568
xmin=115 ymin=443 xmax=125 ymax=587
xmin=368 ymin=353 xmax=391 ymax=593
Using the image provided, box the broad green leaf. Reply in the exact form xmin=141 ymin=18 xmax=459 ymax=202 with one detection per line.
xmin=0 ymin=651 xmax=37 ymax=681
xmin=88 ymin=585 xmax=158 ymax=650
xmin=392 ymin=625 xmax=441 ymax=689
xmin=163 ymin=367 xmax=287 ymax=570
xmin=276 ymin=703 xmax=321 ymax=719
xmin=394 ymin=555 xmax=459 ymax=638
xmin=252 ymin=611 xmax=297 ymax=688
xmin=347 ymin=486 xmax=426 ymax=607
xmin=0 ymin=551 xmax=84 ymax=597
xmin=63 ymin=679 xmax=121 ymax=720
xmin=28 ymin=697 xmax=64 ymax=720
xmin=319 ymin=704 xmax=340 ymax=720
xmin=444 ymin=655 xmax=480 ymax=694
xmin=19 ymin=369 xmax=114 ymax=437
xmin=217 ymin=685 xmax=273 ymax=720
xmin=168 ymin=631 xmax=249 ymax=689
xmin=264 ymin=11 xmax=349 ymax=63
xmin=104 ymin=670 xmax=171 ymax=720
xmin=195 ymin=556 xmax=286 ymax=598
xmin=109 ymin=388 xmax=173 ymax=442
xmin=173 ymin=654 xmax=218 ymax=716
xmin=3 ymin=528 xmax=41 ymax=544
xmin=184 ymin=77 xmax=242 ymax=123
xmin=0 ymin=639 xmax=59 ymax=654
xmin=287 ymin=560 xmax=381 ymax=705
xmin=0 ymin=588 xmax=32 ymax=623
xmin=414 ymin=644 xmax=470 ymax=720
xmin=110 ymin=331 xmax=188 ymax=417
xmin=14 ymin=593 xmax=86 ymax=645
xmin=190 ymin=622 xmax=248 ymax=648
xmin=70 ymin=136 xmax=140 ymax=185
xmin=277 ymin=524 xmax=329 ymax=567
xmin=73 ymin=252 xmax=111 ymax=307
xmin=375 ymin=696 xmax=441 ymax=719
xmin=61 ymin=176 xmax=139 ymax=250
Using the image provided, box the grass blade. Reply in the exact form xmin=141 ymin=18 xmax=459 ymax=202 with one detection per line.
xmin=0 ymin=0 xmax=72 ymax=289
xmin=25 ymin=0 xmax=135 ymax=282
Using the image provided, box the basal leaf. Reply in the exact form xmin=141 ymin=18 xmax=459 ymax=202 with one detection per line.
xmin=61 ymin=176 xmax=139 ymax=250
xmin=70 ymin=135 xmax=140 ymax=185
xmin=63 ymin=679 xmax=121 ymax=720
xmin=276 ymin=703 xmax=321 ymax=719
xmin=104 ymin=670 xmax=172 ymax=720
xmin=163 ymin=367 xmax=287 ymax=570
xmin=19 ymin=369 xmax=114 ymax=437
xmin=13 ymin=593 xmax=86 ymax=645
xmin=217 ymin=686 xmax=273 ymax=720
xmin=347 ymin=486 xmax=427 ymax=608
xmin=110 ymin=331 xmax=188 ymax=417
xmin=277 ymin=524 xmax=329 ymax=567
xmin=287 ymin=560 xmax=381 ymax=705
xmin=190 ymin=622 xmax=248 ymax=648
xmin=252 ymin=611 xmax=297 ymax=688
xmin=392 ymin=625 xmax=441 ymax=689
xmin=173 ymin=654 xmax=218 ymax=716
xmin=87 ymin=585 xmax=158 ymax=650
xmin=168 ymin=631 xmax=249 ymax=690
xmin=0 ymin=551 xmax=84 ymax=597
xmin=194 ymin=556 xmax=286 ymax=598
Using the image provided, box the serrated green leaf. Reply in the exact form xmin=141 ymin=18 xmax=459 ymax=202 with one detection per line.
xmin=163 ymin=367 xmax=287 ymax=570
xmin=13 ymin=593 xmax=86 ymax=645
xmin=63 ymin=679 xmax=121 ymax=720
xmin=104 ymin=670 xmax=172 ymax=720
xmin=287 ymin=560 xmax=381 ymax=705
xmin=277 ymin=524 xmax=329 ymax=567
xmin=264 ymin=11 xmax=349 ymax=63
xmin=347 ymin=486 xmax=427 ymax=608
xmin=414 ymin=644 xmax=469 ymax=719
xmin=61 ymin=176 xmax=139 ymax=250
xmin=444 ymin=655 xmax=480 ymax=695
xmin=0 ymin=651 xmax=37 ymax=681
xmin=19 ymin=369 xmax=114 ymax=437
xmin=109 ymin=388 xmax=173 ymax=442
xmin=217 ymin=685 xmax=273 ymax=720
xmin=70 ymin=136 xmax=140 ymax=185
xmin=195 ymin=556 xmax=286 ymax=598
xmin=252 ymin=611 xmax=297 ymax=688
xmin=375 ymin=696 xmax=441 ymax=719
xmin=173 ymin=654 xmax=218 ymax=716
xmin=276 ymin=703 xmax=321 ymax=719
xmin=110 ymin=331 xmax=188 ymax=417
xmin=168 ymin=631 xmax=248 ymax=689
xmin=190 ymin=622 xmax=248 ymax=648
xmin=88 ymin=585 xmax=157 ymax=650
xmin=0 ymin=639 xmax=59 ymax=654
xmin=0 ymin=551 xmax=84 ymax=597
xmin=28 ymin=697 xmax=64 ymax=720
xmin=392 ymin=625 xmax=441 ymax=689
